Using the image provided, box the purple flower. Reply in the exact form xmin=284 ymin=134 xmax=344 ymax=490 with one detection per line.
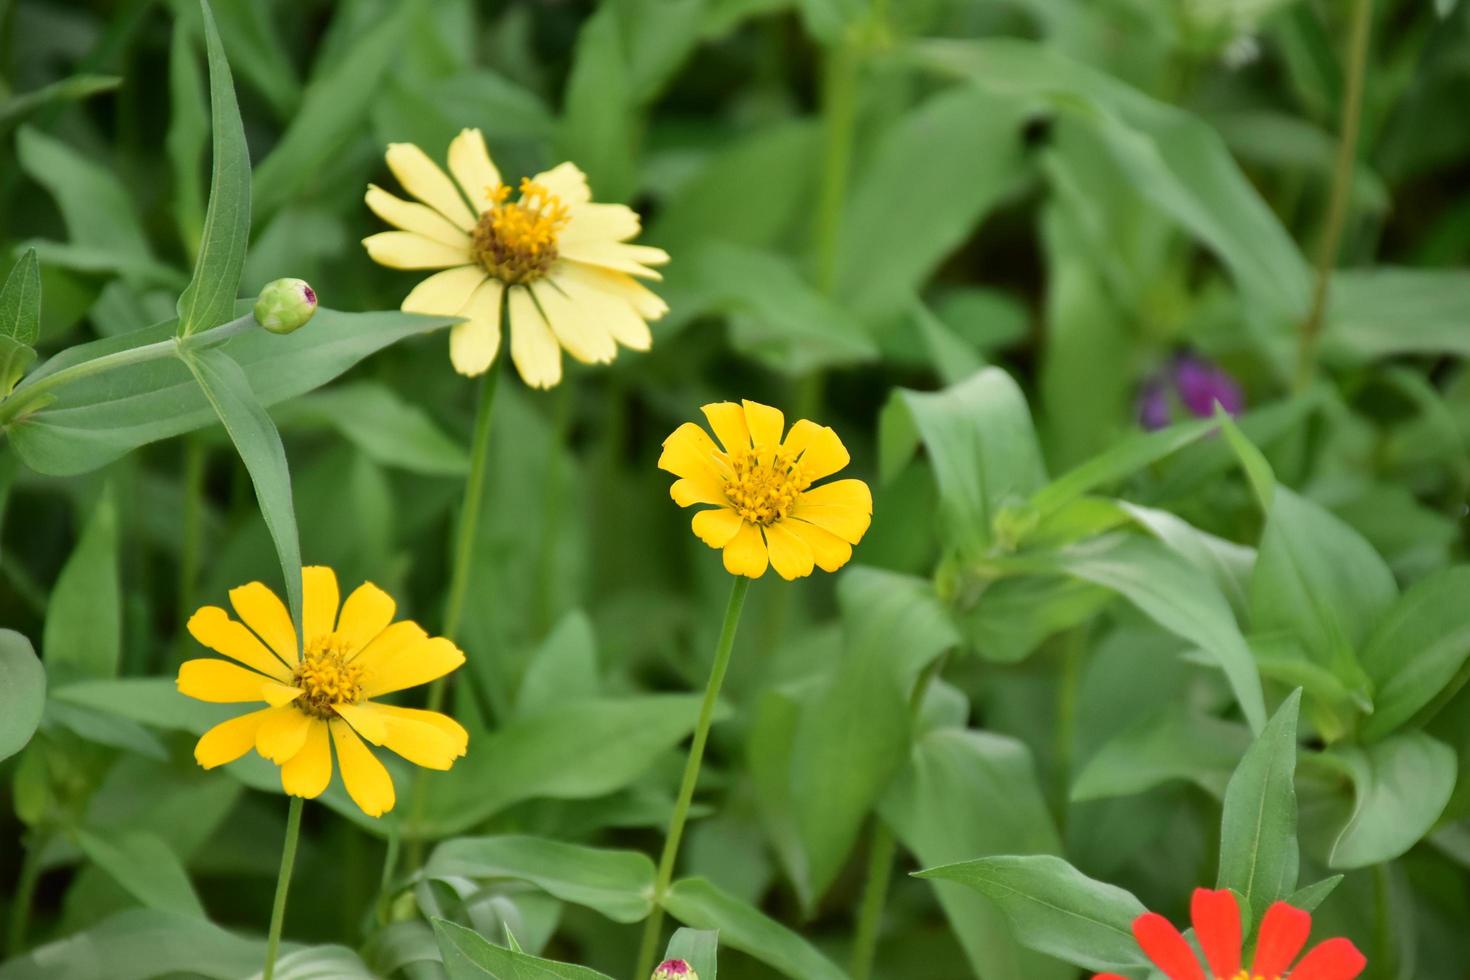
xmin=1137 ymin=354 xmax=1244 ymax=431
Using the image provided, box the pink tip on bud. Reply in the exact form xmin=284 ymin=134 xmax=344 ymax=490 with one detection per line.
xmin=652 ymin=960 xmax=696 ymax=980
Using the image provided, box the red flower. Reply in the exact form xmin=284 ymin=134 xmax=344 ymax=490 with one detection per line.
xmin=1094 ymin=888 xmax=1365 ymax=980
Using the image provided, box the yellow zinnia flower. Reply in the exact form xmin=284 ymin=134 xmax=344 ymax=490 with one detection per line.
xmin=362 ymin=128 xmax=669 ymax=387
xmin=659 ymin=400 xmax=873 ymax=580
xmin=177 ymin=567 xmax=468 ymax=817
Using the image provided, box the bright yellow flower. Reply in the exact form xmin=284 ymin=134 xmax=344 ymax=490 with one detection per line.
xmin=659 ymin=400 xmax=873 ymax=580
xmin=177 ymin=567 xmax=468 ymax=817
xmin=362 ymin=128 xmax=669 ymax=388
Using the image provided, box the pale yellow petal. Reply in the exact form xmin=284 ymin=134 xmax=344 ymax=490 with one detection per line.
xmin=337 ymin=582 xmax=396 ymax=656
xmin=302 ymin=566 xmax=340 ymax=645
xmin=331 ymin=720 xmax=396 ymax=817
xmin=569 ymin=268 xmax=667 ymax=320
xmin=447 ymin=128 xmax=502 ymax=214
xmin=186 ymin=606 xmax=292 ymax=681
xmin=385 ymin=142 xmax=475 ymax=230
xmin=365 ymin=185 xmax=472 ymax=249
xmin=507 ymin=285 xmax=562 ymax=389
xmin=403 ymin=266 xmax=487 ymax=316
xmin=692 ymin=508 xmax=743 ymax=549
xmin=560 ymin=202 xmax=641 ymax=244
xmin=785 ymin=518 xmax=853 ymax=573
xmin=355 ymin=702 xmax=467 ymax=770
xmin=449 ymin=278 xmax=505 ymax=377
xmin=363 ymin=232 xmax=470 ymax=270
xmin=280 ymin=720 xmax=332 ymax=799
xmin=722 ymin=522 xmax=769 ymax=578
xmin=177 ymin=659 xmax=273 ymax=703
xmin=700 ymin=402 xmax=751 ymax=454
xmin=548 ymin=264 xmax=652 ymax=351
xmin=529 ymin=280 xmax=617 ymax=365
xmin=228 ymin=582 xmax=297 ymax=664
xmin=531 ymin=161 xmax=591 ymax=205
xmin=764 ymin=522 xmax=815 ymax=581
xmin=561 ymin=245 xmax=664 ymax=280
xmin=783 ymin=420 xmax=851 ymax=481
xmin=255 ymin=704 xmax=314 ymax=764
xmin=742 ymin=400 xmax=785 ymax=451
xmin=360 ymin=637 xmax=465 ymax=699
xmin=194 ymin=708 xmax=272 ymax=769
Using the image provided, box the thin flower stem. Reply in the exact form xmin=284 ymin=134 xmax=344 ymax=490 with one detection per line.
xmin=262 ymin=795 xmax=304 ymax=980
xmin=177 ymin=436 xmax=206 ymax=639
xmin=1294 ymin=0 xmax=1372 ymax=393
xmin=4 ymin=831 xmax=47 ymax=956
xmin=634 ymin=576 xmax=752 ymax=979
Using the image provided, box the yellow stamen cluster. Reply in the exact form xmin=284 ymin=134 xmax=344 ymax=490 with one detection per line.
xmin=724 ymin=450 xmax=808 ymax=526
xmin=471 ymin=178 xmax=570 ymax=285
xmin=293 ymin=633 xmax=364 ymax=718
xmin=1228 ymin=973 xmax=1276 ymax=980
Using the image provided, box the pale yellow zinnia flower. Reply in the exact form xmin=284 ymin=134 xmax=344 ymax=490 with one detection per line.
xmin=362 ymin=129 xmax=669 ymax=387
xmin=177 ymin=566 xmax=468 ymax=817
xmin=659 ymin=400 xmax=873 ymax=580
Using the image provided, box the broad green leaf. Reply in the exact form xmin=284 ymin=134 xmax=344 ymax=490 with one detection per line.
xmin=1072 ymin=710 xmax=1251 ymax=802
xmin=0 ymin=336 xmax=36 ymax=397
xmin=664 ymin=929 xmax=718 ymax=980
xmin=0 ymin=909 xmax=260 ymax=980
xmin=45 ymin=700 xmax=167 ymax=760
xmin=882 ymin=730 xmax=1068 ymax=980
xmin=912 ymin=300 xmax=985 ymax=384
xmin=0 ymin=74 xmax=119 ymax=133
xmin=15 ymin=126 xmax=152 ymax=259
xmin=1328 ymin=732 xmax=1457 ymax=869
xmin=426 ymin=836 xmax=655 ymax=923
xmin=0 ymin=248 xmax=42 ymax=345
xmin=913 ymin=855 xmax=1148 ymax=973
xmin=514 ymin=611 xmax=599 ymax=717
xmin=1120 ymin=504 xmax=1255 ymax=618
xmin=1359 ymin=566 xmax=1470 ymax=741
xmin=52 ymin=678 xmax=235 ymax=734
xmin=420 ymin=695 xmax=708 ymax=838
xmin=176 ymin=0 xmax=251 ymax=338
xmin=558 ymin=4 xmax=636 ymax=202
xmin=959 ymin=574 xmax=1113 ymax=664
xmin=183 ymin=345 xmax=303 ymax=635
xmin=74 ymin=829 xmax=205 ymax=919
xmin=43 ymin=489 xmax=121 ymax=681
xmin=1030 ymin=419 xmax=1215 ymax=520
xmin=0 ymin=630 xmax=45 ymax=763
xmin=267 ymin=946 xmax=375 ymax=980
xmin=372 ymin=69 xmax=555 ymax=153
xmin=166 ymin=17 xmax=209 ymax=257
xmin=1287 ymin=875 xmax=1343 ymax=911
xmin=8 ymin=307 xmax=455 ymax=476
xmin=1325 ymin=268 xmax=1470 ymax=362
xmin=662 ymin=878 xmax=848 ymax=980
xmin=433 ymin=919 xmax=613 ymax=980
xmin=276 ymin=381 xmax=470 ymax=476
xmin=1217 ymin=690 xmax=1302 ymax=924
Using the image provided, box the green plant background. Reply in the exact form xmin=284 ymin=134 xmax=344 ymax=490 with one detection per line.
xmin=1 ymin=0 xmax=1468 ymax=977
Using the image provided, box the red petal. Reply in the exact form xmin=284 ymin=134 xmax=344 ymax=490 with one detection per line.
xmin=1190 ymin=888 xmax=1241 ymax=977
xmin=1250 ymin=902 xmax=1311 ymax=977
xmin=1289 ymin=938 xmax=1367 ymax=980
xmin=1133 ymin=912 xmax=1207 ymax=980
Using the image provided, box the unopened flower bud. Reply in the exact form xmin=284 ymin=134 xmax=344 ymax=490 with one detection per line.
xmin=652 ymin=960 xmax=697 ymax=980
xmin=254 ymin=278 xmax=318 ymax=334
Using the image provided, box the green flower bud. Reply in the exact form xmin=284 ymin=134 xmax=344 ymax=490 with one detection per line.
xmin=254 ymin=278 xmax=318 ymax=334
xmin=652 ymin=960 xmax=697 ymax=980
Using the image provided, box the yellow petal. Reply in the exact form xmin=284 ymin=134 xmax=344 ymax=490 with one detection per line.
xmin=337 ymin=582 xmax=396 ymax=656
xmin=701 ymin=402 xmax=751 ymax=454
xmin=722 ymin=522 xmax=769 ymax=578
xmin=351 ymin=620 xmax=428 ymax=671
xmin=792 ymin=497 xmax=871 ymax=545
xmin=186 ymin=606 xmax=292 ymax=681
xmin=764 ymin=522 xmax=815 ymax=580
xmin=255 ymin=705 xmax=313 ymax=764
xmin=194 ymin=707 xmax=272 ymax=768
xmin=403 ymin=266 xmax=488 ymax=316
xmin=692 ymin=508 xmax=743 ymax=548
xmin=356 ymin=702 xmax=467 ymax=770
xmin=372 ymin=703 xmax=469 ymax=753
xmin=785 ymin=518 xmax=853 ymax=573
xmin=560 ymin=245 xmax=664 ymax=280
xmin=582 ymin=268 xmax=668 ymax=320
xmin=229 ymin=582 xmax=298 ymax=664
xmin=177 ymin=659 xmax=273 ymax=703
xmin=360 ymin=637 xmax=465 ymax=699
xmin=742 ymin=400 xmax=785 ymax=451
xmin=332 ymin=701 xmax=387 ymax=744
xmin=529 ymin=279 xmax=617 ymax=365
xmin=802 ymin=478 xmax=872 ymax=512
xmin=446 ymin=128 xmax=502 ymax=214
xmin=783 ymin=420 xmax=851 ymax=481
xmin=449 ymin=278 xmax=505 ymax=377
xmin=280 ymin=720 xmax=332 ymax=799
xmin=659 ymin=422 xmax=727 ymax=483
xmin=531 ymin=161 xmax=591 ymax=205
xmin=330 ymin=720 xmax=396 ymax=817
xmin=363 ymin=232 xmax=471 ymax=270
xmin=365 ymin=184 xmax=472 ymax=249
xmin=549 ymin=264 xmax=652 ymax=351
xmin=263 ymin=682 xmax=303 ymax=707
xmin=385 ymin=142 xmax=475 ymax=230
xmin=560 ymin=202 xmax=641 ymax=244
xmin=302 ymin=566 xmax=340 ymax=645
xmin=507 ymin=285 xmax=562 ymax=389
xmin=671 ymin=474 xmax=728 ymax=507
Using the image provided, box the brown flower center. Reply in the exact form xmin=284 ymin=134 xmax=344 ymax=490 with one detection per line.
xmin=470 ymin=178 xmax=570 ymax=285
xmin=293 ymin=633 xmax=364 ymax=718
xmin=723 ymin=449 xmax=809 ymax=526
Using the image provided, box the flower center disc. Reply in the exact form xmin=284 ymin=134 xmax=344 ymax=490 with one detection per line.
xmin=471 ymin=178 xmax=570 ymax=285
xmin=724 ymin=450 xmax=808 ymax=526
xmin=294 ymin=633 xmax=364 ymax=718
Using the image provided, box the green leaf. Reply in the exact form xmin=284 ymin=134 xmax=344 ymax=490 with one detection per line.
xmin=882 ymin=730 xmax=1068 ymax=980
xmin=913 ymin=855 xmax=1148 ymax=973
xmin=0 ymin=248 xmax=42 ymax=345
xmin=166 ymin=17 xmax=209 ymax=258
xmin=1358 ymin=566 xmax=1470 ymax=741
xmin=0 ymin=630 xmax=45 ymax=763
xmin=1286 ymin=875 xmax=1343 ymax=911
xmin=276 ymin=381 xmax=470 ymax=476
xmin=1327 ymin=732 xmax=1457 ymax=869
xmin=74 ymin=829 xmax=206 ymax=919
xmin=664 ymin=929 xmax=718 ymax=980
xmin=0 ymin=74 xmax=119 ymax=133
xmin=51 ymin=677 xmax=235 ymax=735
xmin=15 ymin=126 xmax=152 ymax=259
xmin=661 ymin=878 xmax=848 ymax=980
xmin=514 ymin=611 xmax=599 ymax=717
xmin=183 ymin=345 xmax=303 ymax=635
xmin=433 ymin=919 xmax=614 ymax=980
xmin=1325 ymin=267 xmax=1470 ymax=362
xmin=426 ymin=836 xmax=655 ymax=923
xmin=1072 ymin=710 xmax=1251 ymax=802
xmin=1217 ymin=689 xmax=1302 ymax=924
xmin=1030 ymin=419 xmax=1215 ymax=520
xmin=43 ymin=489 xmax=121 ymax=681
xmin=558 ymin=4 xmax=636 ymax=202
xmin=0 ymin=336 xmax=36 ymax=396
xmin=9 ymin=307 xmax=455 ymax=476
xmin=1120 ymin=504 xmax=1255 ymax=618
xmin=0 ymin=908 xmax=261 ymax=980
xmin=176 ymin=0 xmax=251 ymax=338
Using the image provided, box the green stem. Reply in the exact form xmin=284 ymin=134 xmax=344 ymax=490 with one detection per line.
xmin=5 ymin=832 xmax=46 ymax=956
xmin=262 ymin=796 xmax=304 ymax=980
xmin=1294 ymin=0 xmax=1371 ymax=393
xmin=849 ymin=823 xmax=897 ymax=980
xmin=634 ymin=576 xmax=752 ymax=979
xmin=814 ymin=34 xmax=859 ymax=294
xmin=178 ymin=436 xmax=206 ymax=636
